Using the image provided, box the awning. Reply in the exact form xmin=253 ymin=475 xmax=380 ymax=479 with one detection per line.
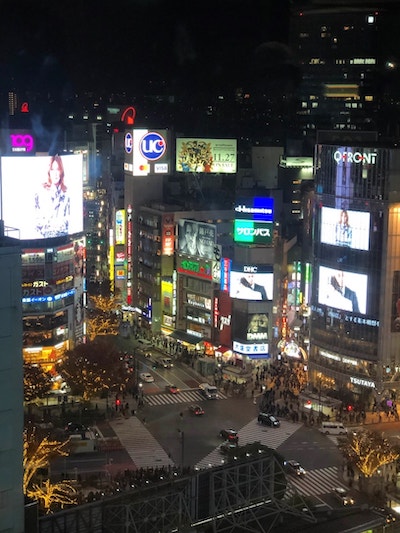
xmin=169 ymin=330 xmax=203 ymax=345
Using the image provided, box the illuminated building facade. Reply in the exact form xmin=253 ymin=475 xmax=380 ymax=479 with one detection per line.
xmin=310 ymin=142 xmax=400 ymax=402
xmin=22 ymin=237 xmax=86 ymax=374
xmin=290 ymin=2 xmax=400 ymax=152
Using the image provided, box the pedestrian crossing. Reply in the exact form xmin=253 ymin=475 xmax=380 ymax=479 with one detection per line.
xmin=109 ymin=416 xmax=175 ymax=469
xmin=195 ymin=418 xmax=302 ymax=469
xmin=144 ymin=388 xmax=227 ymax=407
xmin=285 ymin=466 xmax=348 ymax=498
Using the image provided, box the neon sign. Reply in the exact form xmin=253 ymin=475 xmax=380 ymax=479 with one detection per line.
xmin=333 ymin=150 xmax=377 ymax=165
xmin=10 ymin=133 xmax=34 ymax=152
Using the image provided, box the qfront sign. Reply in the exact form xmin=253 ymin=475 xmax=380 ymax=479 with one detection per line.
xmin=333 ymin=150 xmax=377 ymax=165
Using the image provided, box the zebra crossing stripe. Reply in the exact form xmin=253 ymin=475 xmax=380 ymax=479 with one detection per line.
xmin=289 ymin=467 xmax=348 ymax=497
xmin=144 ymin=389 xmax=227 ymax=406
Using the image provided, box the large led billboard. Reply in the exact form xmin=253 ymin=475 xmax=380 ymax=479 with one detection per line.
xmin=320 ymin=206 xmax=370 ymax=250
xmin=318 ymin=265 xmax=367 ymax=314
xmin=1 ymin=154 xmax=83 ymax=239
xmin=234 ymin=220 xmax=273 ymax=244
xmin=229 ymin=265 xmax=273 ymax=301
xmin=176 ymin=138 xmax=237 ymax=173
xmin=124 ymin=129 xmax=170 ymax=176
xmin=177 ymin=219 xmax=217 ymax=260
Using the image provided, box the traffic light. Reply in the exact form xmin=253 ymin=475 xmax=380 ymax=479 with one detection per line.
xmin=115 ymin=397 xmax=121 ymax=411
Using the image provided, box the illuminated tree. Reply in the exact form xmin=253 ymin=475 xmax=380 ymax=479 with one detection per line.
xmin=24 ymin=364 xmax=53 ymax=402
xmin=56 ymin=337 xmax=131 ymax=399
xmin=338 ymin=429 xmax=399 ymax=478
xmin=86 ymin=294 xmax=121 ymax=340
xmin=23 ymin=430 xmax=70 ymax=494
xmin=27 ymin=479 xmax=77 ymax=514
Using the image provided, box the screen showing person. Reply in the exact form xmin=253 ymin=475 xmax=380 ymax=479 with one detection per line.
xmin=247 ymin=313 xmax=269 ymax=340
xmin=0 ymin=154 xmax=83 ymax=239
xmin=35 ymin=155 xmax=71 ymax=238
xmin=178 ymin=220 xmax=199 ymax=256
xmin=196 ymin=224 xmax=216 ymax=260
xmin=320 ymin=206 xmax=370 ymax=251
xmin=318 ymin=265 xmax=368 ymax=314
xmin=230 ymin=270 xmax=273 ymax=301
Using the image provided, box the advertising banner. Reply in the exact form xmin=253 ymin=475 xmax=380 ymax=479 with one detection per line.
xmin=176 ymin=138 xmax=237 ymax=173
xmin=1 ymin=154 xmax=83 ymax=239
xmin=320 ymin=206 xmax=370 ymax=250
xmin=162 ymin=214 xmax=175 ymax=256
xmin=115 ymin=210 xmax=126 ymax=245
xmin=124 ymin=129 xmax=169 ymax=176
xmin=177 ymin=219 xmax=217 ymax=260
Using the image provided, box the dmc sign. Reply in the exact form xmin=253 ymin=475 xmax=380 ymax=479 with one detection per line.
xmin=10 ymin=133 xmax=34 ymax=152
xmin=139 ymin=132 xmax=166 ymax=161
xmin=124 ymin=132 xmax=133 ymax=154
xmin=333 ymin=150 xmax=377 ymax=165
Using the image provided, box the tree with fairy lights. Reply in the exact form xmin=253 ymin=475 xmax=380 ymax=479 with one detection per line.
xmin=86 ymin=294 xmax=121 ymax=341
xmin=338 ymin=429 xmax=400 ymax=495
xmin=56 ymin=337 xmax=131 ymax=400
xmin=24 ymin=428 xmax=77 ymax=514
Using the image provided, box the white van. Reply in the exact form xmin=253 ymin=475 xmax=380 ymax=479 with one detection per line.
xmin=319 ymin=421 xmax=347 ymax=435
xmin=199 ymin=383 xmax=218 ymax=399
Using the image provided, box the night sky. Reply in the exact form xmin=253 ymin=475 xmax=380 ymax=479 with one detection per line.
xmin=0 ymin=0 xmax=293 ymax=96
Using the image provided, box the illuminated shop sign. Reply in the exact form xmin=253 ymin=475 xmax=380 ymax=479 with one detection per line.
xmin=124 ymin=129 xmax=169 ymax=176
xmin=233 ymin=341 xmax=269 ymax=355
xmin=126 ymin=206 xmax=132 ymax=305
xmin=22 ymin=288 xmax=75 ymax=303
xmin=350 ymin=376 xmax=375 ymax=388
xmin=162 ymin=214 xmax=175 ymax=256
xmin=187 ymin=294 xmax=212 ymax=310
xmin=234 ymin=197 xmax=274 ymax=222
xmin=333 ymin=150 xmax=377 ymax=165
xmin=177 ymin=258 xmax=212 ymax=280
xmin=10 ymin=133 xmax=35 ymax=153
xmin=234 ymin=220 xmax=273 ymax=244
xmin=115 ymin=210 xmax=126 ymax=245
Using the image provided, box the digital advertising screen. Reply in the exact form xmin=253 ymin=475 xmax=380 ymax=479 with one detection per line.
xmin=176 ymin=138 xmax=237 ymax=173
xmin=1 ymin=154 xmax=83 ymax=240
xmin=229 ymin=265 xmax=273 ymax=301
xmin=177 ymin=219 xmax=217 ymax=260
xmin=318 ymin=265 xmax=368 ymax=315
xmin=320 ymin=206 xmax=370 ymax=250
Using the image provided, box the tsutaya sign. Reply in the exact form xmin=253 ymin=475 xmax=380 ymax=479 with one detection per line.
xmin=350 ymin=376 xmax=375 ymax=388
xmin=333 ymin=150 xmax=378 ymax=165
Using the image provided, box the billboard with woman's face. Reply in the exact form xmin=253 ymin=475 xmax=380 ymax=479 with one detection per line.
xmin=320 ymin=206 xmax=370 ymax=251
xmin=1 ymin=154 xmax=83 ymax=239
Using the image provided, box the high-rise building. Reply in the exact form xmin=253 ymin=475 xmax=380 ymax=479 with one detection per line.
xmin=0 ymin=229 xmax=24 ymax=532
xmin=290 ymin=1 xmax=400 ymax=153
xmin=310 ymin=140 xmax=400 ymax=407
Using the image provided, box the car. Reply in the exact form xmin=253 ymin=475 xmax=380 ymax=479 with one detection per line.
xmin=258 ymin=413 xmax=280 ymax=427
xmin=189 ymin=405 xmax=205 ymax=416
xmin=219 ymin=441 xmax=238 ymax=455
xmin=139 ymin=372 xmax=154 ymax=383
xmin=219 ymin=429 xmax=239 ymax=442
xmin=166 ymin=384 xmax=180 ymax=394
xmin=144 ymin=351 xmax=152 ymax=359
xmin=284 ymin=460 xmax=306 ymax=477
xmin=373 ymin=507 xmax=397 ymax=524
xmin=332 ymin=487 xmax=355 ymax=506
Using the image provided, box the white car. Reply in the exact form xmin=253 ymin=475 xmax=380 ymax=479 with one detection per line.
xmin=139 ymin=372 xmax=154 ymax=383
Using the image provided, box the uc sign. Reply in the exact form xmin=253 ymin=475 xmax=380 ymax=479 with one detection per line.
xmin=139 ymin=132 xmax=166 ymax=161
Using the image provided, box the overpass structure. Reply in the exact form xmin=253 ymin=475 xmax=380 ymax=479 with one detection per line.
xmin=37 ymin=450 xmax=317 ymax=533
